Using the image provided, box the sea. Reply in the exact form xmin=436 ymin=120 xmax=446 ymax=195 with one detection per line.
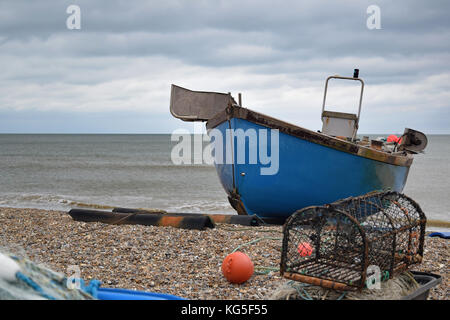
xmin=0 ymin=134 xmax=449 ymax=228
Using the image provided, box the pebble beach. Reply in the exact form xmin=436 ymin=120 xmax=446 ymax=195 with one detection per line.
xmin=0 ymin=207 xmax=448 ymax=300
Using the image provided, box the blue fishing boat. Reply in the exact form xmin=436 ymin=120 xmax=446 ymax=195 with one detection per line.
xmin=170 ymin=70 xmax=427 ymax=222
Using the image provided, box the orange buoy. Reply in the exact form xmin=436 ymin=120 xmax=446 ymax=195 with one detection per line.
xmin=387 ymin=135 xmax=402 ymax=144
xmin=387 ymin=134 xmax=398 ymax=143
xmin=297 ymin=242 xmax=313 ymax=257
xmin=221 ymin=251 xmax=254 ymax=284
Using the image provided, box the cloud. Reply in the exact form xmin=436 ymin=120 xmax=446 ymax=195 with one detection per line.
xmin=0 ymin=0 xmax=449 ymax=133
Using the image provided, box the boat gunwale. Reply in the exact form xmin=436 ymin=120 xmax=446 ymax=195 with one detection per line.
xmin=206 ymin=106 xmax=413 ymax=167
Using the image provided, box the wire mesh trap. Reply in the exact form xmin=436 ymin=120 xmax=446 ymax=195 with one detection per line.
xmin=280 ymin=191 xmax=426 ymax=291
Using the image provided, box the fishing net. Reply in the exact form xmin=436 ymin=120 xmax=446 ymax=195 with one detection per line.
xmin=0 ymin=251 xmax=95 ymax=300
xmin=268 ymin=271 xmax=420 ymax=300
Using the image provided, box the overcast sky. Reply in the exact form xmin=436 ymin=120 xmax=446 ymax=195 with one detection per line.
xmin=0 ymin=0 xmax=449 ymax=134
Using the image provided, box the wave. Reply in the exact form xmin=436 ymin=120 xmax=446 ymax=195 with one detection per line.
xmin=57 ymin=200 xmax=117 ymax=210
xmin=2 ymin=163 xmax=216 ymax=171
xmin=0 ymin=194 xmax=119 ymax=211
xmin=165 ymin=199 xmax=234 ymax=214
xmin=0 ymin=193 xmax=234 ymax=215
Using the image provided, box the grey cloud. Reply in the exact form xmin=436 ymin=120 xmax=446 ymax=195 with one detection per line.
xmin=0 ymin=0 xmax=448 ymax=133
xmin=2 ymin=1 xmax=449 ymax=55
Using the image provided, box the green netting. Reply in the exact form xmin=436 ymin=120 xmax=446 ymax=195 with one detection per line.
xmin=0 ymin=251 xmax=94 ymax=300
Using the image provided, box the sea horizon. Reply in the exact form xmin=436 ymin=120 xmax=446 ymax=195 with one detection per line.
xmin=0 ymin=133 xmax=448 ymax=231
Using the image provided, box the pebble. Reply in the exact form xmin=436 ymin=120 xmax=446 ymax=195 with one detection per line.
xmin=0 ymin=207 xmax=447 ymax=300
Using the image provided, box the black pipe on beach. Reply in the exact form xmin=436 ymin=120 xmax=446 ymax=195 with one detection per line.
xmin=112 ymin=208 xmax=265 ymax=226
xmin=112 ymin=207 xmax=165 ymax=214
xmin=68 ymin=209 xmax=215 ymax=230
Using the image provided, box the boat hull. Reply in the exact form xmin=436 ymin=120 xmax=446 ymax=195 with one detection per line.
xmin=212 ymin=118 xmax=411 ymax=220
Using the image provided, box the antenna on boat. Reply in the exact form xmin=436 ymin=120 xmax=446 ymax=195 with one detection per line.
xmin=238 ymin=93 xmax=242 ymax=107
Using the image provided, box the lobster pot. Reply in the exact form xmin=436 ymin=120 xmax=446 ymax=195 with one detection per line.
xmin=280 ymin=191 xmax=426 ymax=291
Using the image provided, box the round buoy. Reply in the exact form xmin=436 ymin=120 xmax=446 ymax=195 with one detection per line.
xmin=387 ymin=135 xmax=399 ymax=143
xmin=221 ymin=251 xmax=254 ymax=284
xmin=297 ymin=242 xmax=313 ymax=257
xmin=387 ymin=135 xmax=403 ymax=144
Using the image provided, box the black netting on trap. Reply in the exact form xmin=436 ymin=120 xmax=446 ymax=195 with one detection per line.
xmin=280 ymin=191 xmax=426 ymax=291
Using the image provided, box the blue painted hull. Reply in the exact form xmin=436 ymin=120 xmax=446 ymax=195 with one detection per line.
xmin=213 ymin=118 xmax=410 ymax=220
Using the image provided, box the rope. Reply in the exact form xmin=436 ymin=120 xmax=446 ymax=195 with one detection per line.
xmin=228 ymin=236 xmax=282 ymax=275
xmin=15 ymin=271 xmax=103 ymax=300
xmin=288 ymin=281 xmax=312 ymax=300
xmin=281 ymin=280 xmax=347 ymax=300
xmin=79 ymin=279 xmax=102 ymax=299
xmin=216 ymin=225 xmax=282 ymax=233
xmin=254 ymin=266 xmax=279 ymax=275
xmin=16 ymin=272 xmax=56 ymax=300
xmin=231 ymin=237 xmax=282 ymax=253
xmin=14 ymin=272 xmax=102 ymax=300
